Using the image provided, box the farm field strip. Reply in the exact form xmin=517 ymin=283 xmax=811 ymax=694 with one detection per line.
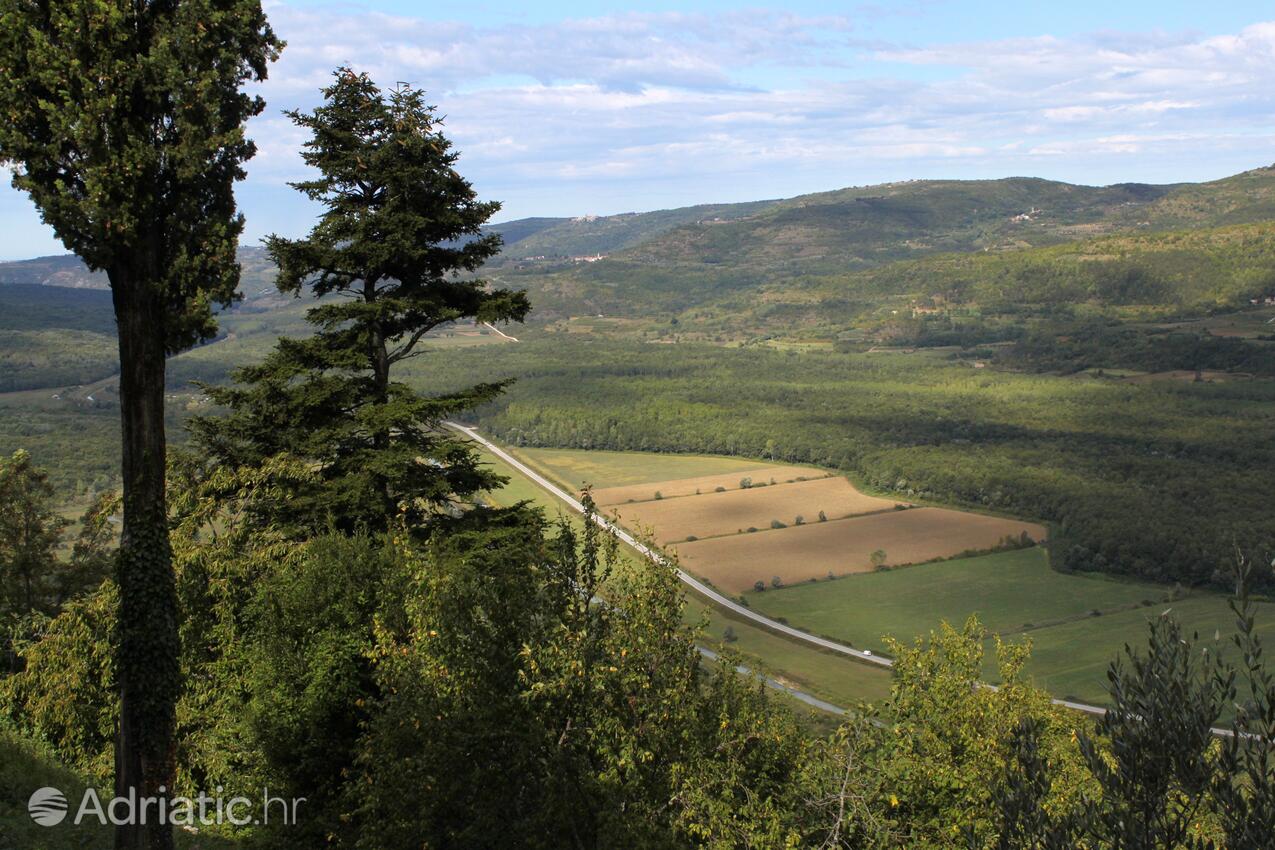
xmin=593 ymin=465 xmax=824 ymax=506
xmin=1004 ymin=595 xmax=1275 ymax=705
xmin=748 ymin=548 xmax=1155 ymax=654
xmin=674 ymin=507 xmax=1047 ymax=594
xmin=514 ymin=445 xmax=792 ymax=491
xmin=611 ymin=476 xmax=902 ymax=543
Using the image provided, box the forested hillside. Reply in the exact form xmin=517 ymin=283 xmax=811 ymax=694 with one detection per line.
xmin=681 ymin=220 xmax=1275 ymax=340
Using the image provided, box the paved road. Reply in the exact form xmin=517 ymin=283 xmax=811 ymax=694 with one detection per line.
xmin=448 ymin=422 xmax=1116 ymax=720
xmin=482 ymin=322 xmax=520 ymax=342
xmin=696 ymin=646 xmax=847 ymax=714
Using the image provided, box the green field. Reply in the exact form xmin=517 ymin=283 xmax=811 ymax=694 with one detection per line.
xmin=1020 ymin=595 xmax=1275 ymax=704
xmin=515 ymin=446 xmax=787 ymax=491
xmin=687 ymin=598 xmax=892 ymax=707
xmin=749 ymin=548 xmax=1158 ymax=650
xmin=749 ymin=546 xmax=1275 ymax=705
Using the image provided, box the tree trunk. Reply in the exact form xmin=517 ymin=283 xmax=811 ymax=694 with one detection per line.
xmin=109 ymin=267 xmax=178 ymax=850
xmin=364 ymin=277 xmax=394 ymax=514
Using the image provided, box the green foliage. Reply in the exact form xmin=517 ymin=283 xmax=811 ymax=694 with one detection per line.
xmin=0 ymin=581 xmax=117 ymax=783
xmin=1212 ymin=557 xmax=1275 ymax=847
xmin=0 ymin=0 xmax=281 ymax=352
xmin=1 ymin=5 xmax=283 ymax=843
xmin=0 ymin=329 xmax=119 ymax=392
xmin=1001 ymin=320 xmax=1275 ymax=376
xmin=192 ymin=69 xmax=530 ymax=534
xmin=1076 ymin=613 xmax=1225 ymax=849
xmin=0 ymin=284 xmax=116 ymax=334
xmin=883 ymin=619 xmax=1089 ymax=849
xmin=0 ymin=286 xmax=118 ymax=391
xmin=0 ymin=450 xmax=69 ymax=621
xmin=984 ymin=558 xmax=1275 ymax=850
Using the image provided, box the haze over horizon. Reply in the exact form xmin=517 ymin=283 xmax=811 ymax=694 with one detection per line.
xmin=2 ymin=0 xmax=1274 ymax=261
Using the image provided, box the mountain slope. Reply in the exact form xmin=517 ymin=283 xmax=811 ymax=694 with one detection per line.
xmin=490 ymin=198 xmax=782 ymax=260
xmin=502 ymin=167 xmax=1275 ymax=321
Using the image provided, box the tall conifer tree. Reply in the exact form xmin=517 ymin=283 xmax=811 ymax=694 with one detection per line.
xmin=0 ymin=4 xmax=280 ymax=848
xmin=192 ymin=69 xmax=529 ymax=532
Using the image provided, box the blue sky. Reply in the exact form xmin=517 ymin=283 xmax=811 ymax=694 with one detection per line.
xmin=3 ymin=0 xmax=1275 ymax=260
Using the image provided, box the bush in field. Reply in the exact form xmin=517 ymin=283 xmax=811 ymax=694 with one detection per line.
xmin=818 ymin=510 xmax=828 ymax=522
xmin=754 ymin=580 xmax=766 ymax=592
xmin=771 ymin=519 xmax=787 ymax=529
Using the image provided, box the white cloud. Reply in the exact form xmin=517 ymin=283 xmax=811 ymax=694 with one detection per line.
xmin=238 ymin=8 xmax=1275 ymax=205
xmin=10 ymin=4 xmax=1275 ymax=254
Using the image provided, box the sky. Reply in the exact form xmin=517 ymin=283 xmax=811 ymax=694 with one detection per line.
xmin=2 ymin=1 xmax=1275 ymax=260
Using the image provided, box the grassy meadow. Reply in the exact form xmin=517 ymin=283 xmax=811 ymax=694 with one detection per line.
xmin=514 ymin=445 xmax=791 ymax=492
xmin=749 ymin=546 xmax=1275 ymax=705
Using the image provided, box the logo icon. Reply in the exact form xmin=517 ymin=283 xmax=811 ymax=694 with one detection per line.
xmin=28 ymin=787 xmax=68 ymax=826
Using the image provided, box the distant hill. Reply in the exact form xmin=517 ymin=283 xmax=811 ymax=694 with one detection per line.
xmin=0 ymin=254 xmax=107 ymax=289
xmin=0 ymin=246 xmax=283 ymax=306
xmin=0 ymin=285 xmax=118 ymax=391
xmin=5 ymin=164 xmax=1275 ymax=332
xmin=692 ymin=220 xmax=1275 ymax=337
xmin=0 ymin=284 xmax=115 ymax=332
xmin=501 ymin=166 xmax=1275 ymax=320
xmin=487 ymin=217 xmax=569 ymax=247
xmin=490 ymin=199 xmax=781 ymax=260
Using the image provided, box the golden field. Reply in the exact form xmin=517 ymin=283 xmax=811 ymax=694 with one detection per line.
xmin=611 ymin=476 xmax=901 ymax=543
xmin=672 ymin=507 xmax=1048 ymax=593
xmin=591 ymin=465 xmax=823 ymax=506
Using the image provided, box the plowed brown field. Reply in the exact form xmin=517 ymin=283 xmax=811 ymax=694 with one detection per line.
xmin=672 ymin=507 xmax=1048 ymax=593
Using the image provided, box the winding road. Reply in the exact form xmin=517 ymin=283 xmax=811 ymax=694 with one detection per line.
xmin=447 ymin=421 xmax=1111 ymax=719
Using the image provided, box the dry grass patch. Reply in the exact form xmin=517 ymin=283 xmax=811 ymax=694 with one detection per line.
xmin=592 ymin=465 xmax=821 ymax=506
xmin=673 ymin=507 xmax=1048 ymax=594
xmin=1123 ymin=369 xmax=1249 ymax=383
xmin=612 ymin=477 xmax=899 ymax=544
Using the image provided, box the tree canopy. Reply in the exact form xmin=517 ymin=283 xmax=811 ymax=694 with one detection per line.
xmin=191 ymin=69 xmax=530 ymax=533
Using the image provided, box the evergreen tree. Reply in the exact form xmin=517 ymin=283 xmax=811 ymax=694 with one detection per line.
xmin=0 ymin=450 xmax=68 ymax=619
xmin=191 ymin=68 xmax=529 ymax=533
xmin=0 ymin=7 xmax=280 ymax=847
